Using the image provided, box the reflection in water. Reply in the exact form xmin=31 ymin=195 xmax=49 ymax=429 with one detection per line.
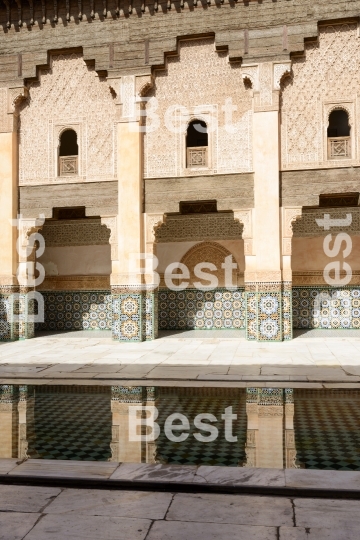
xmin=244 ymin=388 xmax=297 ymax=469
xmin=0 ymin=385 xmax=359 ymax=470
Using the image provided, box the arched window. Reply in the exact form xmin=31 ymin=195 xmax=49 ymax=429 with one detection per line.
xmin=327 ymin=109 xmax=351 ymax=159
xmin=59 ymin=129 xmax=78 ymax=176
xmin=186 ymin=120 xmax=208 ymax=168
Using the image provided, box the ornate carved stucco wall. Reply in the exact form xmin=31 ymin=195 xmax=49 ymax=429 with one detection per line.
xmin=144 ymin=38 xmax=253 ymax=179
xmin=18 ymin=53 xmax=117 ymax=185
xmin=281 ymin=23 xmax=360 ymax=170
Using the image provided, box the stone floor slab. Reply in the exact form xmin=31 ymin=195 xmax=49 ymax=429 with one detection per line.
xmin=194 ymin=466 xmax=285 ymax=487
xmin=0 ymin=458 xmax=18 ymax=474
xmin=0 ymin=512 xmax=40 ymax=540
xmin=279 ymin=527 xmax=357 ymax=540
xmin=0 ymin=485 xmax=61 ymax=512
xmin=294 ymin=498 xmax=360 ymax=529
xmin=45 ymin=488 xmax=172 ymax=519
xmin=147 ymin=521 xmax=277 ymax=540
xmin=9 ymin=459 xmax=119 ymax=479
xmin=23 ymin=514 xmax=151 ymax=540
xmin=167 ymin=493 xmax=293 ymax=526
xmin=285 ymin=469 xmax=360 ymax=490
xmin=110 ymin=462 xmax=197 ymax=483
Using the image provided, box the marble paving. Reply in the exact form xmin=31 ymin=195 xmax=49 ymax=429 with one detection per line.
xmin=1 ymin=330 xmax=360 ymax=385
xmin=0 ymin=481 xmax=359 ymax=540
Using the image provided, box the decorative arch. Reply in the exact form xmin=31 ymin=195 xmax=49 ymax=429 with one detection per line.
xmin=327 ymin=104 xmax=352 ymax=125
xmin=180 ymin=241 xmax=239 ymax=287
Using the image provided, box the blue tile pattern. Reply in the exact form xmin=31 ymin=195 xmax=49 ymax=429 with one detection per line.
xmin=158 ymin=288 xmax=246 ymax=330
xmin=35 ymin=290 xmax=112 ymax=332
xmin=293 ymin=287 xmax=360 ymax=329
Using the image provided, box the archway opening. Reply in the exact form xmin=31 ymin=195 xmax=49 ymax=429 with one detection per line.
xmin=186 ymin=120 xmax=208 ymax=147
xmin=327 ymin=109 xmax=351 ymax=159
xmin=59 ymin=129 xmax=79 ymax=176
xmin=59 ymin=129 xmax=78 ymax=156
xmin=327 ymin=109 xmax=350 ymax=137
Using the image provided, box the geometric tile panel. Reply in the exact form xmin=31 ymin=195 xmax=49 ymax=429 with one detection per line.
xmin=0 ymin=293 xmax=15 ymax=341
xmin=293 ymin=287 xmax=360 ymax=330
xmin=158 ymin=288 xmax=246 ymax=330
xmin=246 ymin=290 xmax=283 ymax=341
xmin=35 ymin=290 xmax=112 ymax=332
xmin=146 ymin=292 xmax=158 ymax=341
xmin=112 ymin=293 xmax=144 ymax=341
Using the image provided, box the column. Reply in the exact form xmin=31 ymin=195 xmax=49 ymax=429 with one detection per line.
xmin=0 ymin=87 xmax=27 ymax=341
xmin=241 ymin=63 xmax=292 ymax=341
xmin=110 ymin=386 xmax=157 ymax=463
xmin=109 ymin=74 xmax=157 ymax=341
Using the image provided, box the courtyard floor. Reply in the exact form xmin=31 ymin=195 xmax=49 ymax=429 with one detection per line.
xmin=0 ymin=478 xmax=358 ymax=540
xmin=1 ymin=329 xmax=360 ymax=386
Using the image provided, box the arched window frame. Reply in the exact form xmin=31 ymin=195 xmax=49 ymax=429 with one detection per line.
xmin=56 ymin=125 xmax=80 ymax=178
xmin=326 ymin=105 xmax=353 ymax=161
xmin=184 ymin=115 xmax=210 ymax=171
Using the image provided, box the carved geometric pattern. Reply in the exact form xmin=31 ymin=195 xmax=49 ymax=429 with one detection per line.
xmin=41 ymin=219 xmax=111 ymax=246
xmin=156 ymin=213 xmax=243 ymax=243
xmin=328 ymin=137 xmax=351 ymax=159
xmin=282 ymin=24 xmax=360 ymax=170
xmin=179 ymin=242 xmax=239 ymax=287
xmin=144 ymin=39 xmax=252 ymax=179
xmin=187 ymin=147 xmax=207 ymax=167
xmin=121 ymin=75 xmax=135 ymax=118
xmin=19 ymin=54 xmax=117 ymax=185
xmin=59 ymin=156 xmax=78 ymax=175
xmin=293 ymin=208 xmax=360 ymax=237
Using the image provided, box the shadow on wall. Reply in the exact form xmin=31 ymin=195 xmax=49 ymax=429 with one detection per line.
xmin=158 ymin=288 xmax=246 ymax=330
xmin=292 ymin=287 xmax=360 ymax=330
xmin=35 ymin=291 xmax=112 ymax=332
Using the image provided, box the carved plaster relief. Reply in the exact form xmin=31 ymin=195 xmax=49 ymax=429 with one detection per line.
xmin=178 ymin=241 xmax=240 ymax=287
xmin=281 ymin=24 xmax=360 ymax=170
xmin=144 ymin=39 xmax=253 ymax=179
xmin=155 ymin=213 xmax=243 ymax=243
xmin=0 ymin=86 xmax=28 ymax=133
xmin=292 ymin=207 xmax=360 ymax=237
xmin=19 ymin=54 xmax=117 ymax=185
xmin=41 ymin=219 xmax=111 ymax=247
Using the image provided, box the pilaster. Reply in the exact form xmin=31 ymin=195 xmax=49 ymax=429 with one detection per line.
xmin=0 ymin=86 xmax=27 ymax=341
xmin=241 ymin=62 xmax=292 ymax=341
xmin=110 ymin=73 xmax=158 ymax=341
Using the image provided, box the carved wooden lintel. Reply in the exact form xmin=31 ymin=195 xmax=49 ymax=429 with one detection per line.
xmin=15 ymin=0 xmax=22 ymax=26
xmin=3 ymin=0 xmax=10 ymax=28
